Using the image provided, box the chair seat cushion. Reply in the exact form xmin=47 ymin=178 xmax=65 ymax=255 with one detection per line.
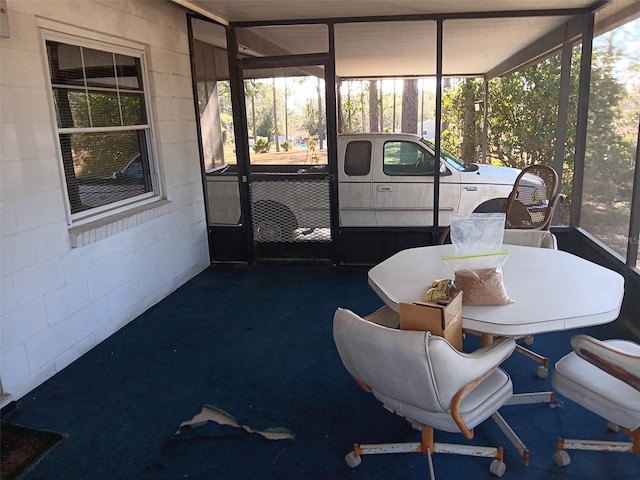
xmin=375 ymin=367 xmax=513 ymax=433
xmin=552 ymin=339 xmax=640 ymax=430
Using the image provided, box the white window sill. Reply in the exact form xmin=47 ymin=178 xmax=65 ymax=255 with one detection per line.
xmin=68 ymin=199 xmax=170 ymax=248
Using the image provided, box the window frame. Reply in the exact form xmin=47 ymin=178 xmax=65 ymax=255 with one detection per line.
xmin=382 ymin=140 xmax=438 ymax=176
xmin=343 ymin=140 xmax=372 ymax=176
xmin=41 ymin=28 xmax=161 ymax=225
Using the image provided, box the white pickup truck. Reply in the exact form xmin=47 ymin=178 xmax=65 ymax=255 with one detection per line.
xmin=206 ymin=133 xmax=536 ymax=240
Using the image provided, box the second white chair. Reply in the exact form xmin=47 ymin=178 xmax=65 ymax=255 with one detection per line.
xmin=333 ymin=307 xmax=517 ymax=479
xmin=551 ymin=334 xmax=640 ymax=466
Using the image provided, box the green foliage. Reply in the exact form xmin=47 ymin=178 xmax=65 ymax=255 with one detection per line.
xmin=583 ymin=44 xmax=635 ymax=203
xmin=256 ymin=112 xmax=274 ymax=139
xmin=439 ymin=42 xmax=636 ymax=226
xmin=216 ymin=81 xmax=234 ymax=144
xmin=306 ymin=137 xmax=319 ymax=163
xmin=253 ymin=137 xmax=271 ymax=154
xmin=69 ymin=92 xmax=143 ymax=177
xmin=303 ymin=101 xmax=321 ymax=137
xmin=245 ymin=79 xmax=275 ymax=139
xmin=441 ymin=55 xmax=575 ymax=171
xmin=487 ymin=54 xmax=567 ymax=170
xmin=441 ymin=79 xmax=483 ymax=161
xmin=281 ymin=141 xmax=292 ymax=151
xmin=340 ymin=80 xmax=370 ymax=133
xmin=307 ymin=137 xmax=317 ymax=151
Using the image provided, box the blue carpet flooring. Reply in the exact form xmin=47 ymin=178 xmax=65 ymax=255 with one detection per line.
xmin=3 ymin=264 xmax=638 ymax=479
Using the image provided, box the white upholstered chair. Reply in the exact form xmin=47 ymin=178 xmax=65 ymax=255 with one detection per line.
xmin=551 ymin=334 xmax=640 ymax=466
xmin=502 ymin=229 xmax=558 ymax=250
xmin=333 ymin=307 xmax=517 ymax=478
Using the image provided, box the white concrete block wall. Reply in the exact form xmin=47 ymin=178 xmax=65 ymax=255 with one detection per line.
xmin=0 ymin=0 xmax=210 ymax=404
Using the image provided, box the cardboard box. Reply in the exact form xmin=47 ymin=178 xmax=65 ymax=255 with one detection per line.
xmin=399 ymin=291 xmax=463 ymax=351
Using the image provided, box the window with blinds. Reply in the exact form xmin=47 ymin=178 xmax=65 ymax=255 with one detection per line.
xmin=45 ymin=39 xmax=156 ymax=218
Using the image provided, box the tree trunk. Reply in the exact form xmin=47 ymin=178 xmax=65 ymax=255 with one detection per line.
xmin=361 ymin=88 xmax=365 ymax=132
xmin=392 ymin=80 xmax=397 ymax=132
xmin=337 ymin=79 xmax=344 ymax=133
xmin=380 ymin=81 xmax=384 ymax=132
xmin=347 ymin=80 xmax=352 ymax=132
xmin=251 ymin=95 xmax=256 ymax=142
xmin=461 ymin=80 xmax=476 ymax=161
xmin=369 ymin=80 xmax=379 ymax=132
xmin=317 ymin=77 xmax=324 ymax=150
xmin=272 ymin=77 xmax=279 ymax=152
xmin=284 ymin=78 xmax=288 ymax=143
xmin=401 ymin=79 xmax=419 ymax=134
xmin=420 ymin=78 xmax=425 ymax=135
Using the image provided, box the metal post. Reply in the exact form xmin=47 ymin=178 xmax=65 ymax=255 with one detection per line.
xmin=186 ymin=15 xmax=211 ymax=258
xmin=554 ymin=37 xmax=573 ymax=196
xmin=226 ymin=26 xmax=255 ymax=262
xmin=627 ymin=116 xmax=640 ymax=267
xmin=434 ymin=19 xmax=443 ymax=229
xmin=482 ymin=77 xmax=489 ymax=164
xmin=326 ymin=22 xmax=340 ymax=263
xmin=570 ymin=13 xmax=595 ymax=227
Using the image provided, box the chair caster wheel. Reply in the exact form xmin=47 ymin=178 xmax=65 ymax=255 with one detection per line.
xmin=553 ymin=449 xmax=571 ymax=467
xmin=524 ymin=336 xmax=534 ymax=346
xmin=607 ymin=421 xmax=620 ymax=432
xmin=536 ymin=365 xmax=548 ymax=378
xmin=550 ymin=399 xmax=564 ymax=408
xmin=410 ymin=421 xmax=423 ymax=431
xmin=489 ymin=459 xmax=506 ymax=477
xmin=345 ymin=452 xmax=361 ymax=468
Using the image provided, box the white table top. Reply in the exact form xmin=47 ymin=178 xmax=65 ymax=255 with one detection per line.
xmin=368 ymin=244 xmax=625 ymax=336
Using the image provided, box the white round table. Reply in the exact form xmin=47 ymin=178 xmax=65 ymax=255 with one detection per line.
xmin=368 ymin=244 xmax=625 ymax=337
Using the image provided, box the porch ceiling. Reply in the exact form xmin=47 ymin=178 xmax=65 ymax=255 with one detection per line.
xmin=177 ymin=0 xmax=639 ymax=78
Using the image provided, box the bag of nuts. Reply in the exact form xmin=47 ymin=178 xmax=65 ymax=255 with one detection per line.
xmin=442 ymin=251 xmax=513 ymax=306
xmin=443 ymin=213 xmax=513 ymax=306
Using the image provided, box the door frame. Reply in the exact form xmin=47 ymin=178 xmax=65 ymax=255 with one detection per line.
xmin=226 ymin=26 xmax=339 ymax=263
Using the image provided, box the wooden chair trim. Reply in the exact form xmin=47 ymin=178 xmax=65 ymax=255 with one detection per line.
xmin=450 ymin=339 xmax=514 ymax=440
xmin=450 ymin=370 xmax=497 ymax=440
xmin=353 ymin=376 xmax=373 ymax=393
xmin=576 ymin=348 xmax=640 ymax=391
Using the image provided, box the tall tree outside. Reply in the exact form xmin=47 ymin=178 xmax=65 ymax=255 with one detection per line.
xmin=401 ymin=79 xmax=419 ymax=134
xmin=368 ymin=80 xmax=380 ymax=132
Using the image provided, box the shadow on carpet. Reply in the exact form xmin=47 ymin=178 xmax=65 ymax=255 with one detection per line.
xmin=1 ymin=422 xmax=66 ymax=480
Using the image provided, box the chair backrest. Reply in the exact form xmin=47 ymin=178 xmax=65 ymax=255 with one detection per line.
xmin=504 ymin=164 xmax=559 ymax=230
xmin=502 ymin=229 xmax=557 ymax=249
xmin=571 ymin=335 xmax=640 ymax=391
xmin=333 ymin=308 xmax=503 ymax=412
xmin=333 ymin=308 xmax=446 ymax=412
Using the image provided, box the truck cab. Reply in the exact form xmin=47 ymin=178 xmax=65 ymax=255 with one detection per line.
xmin=337 ymin=133 xmax=521 ymax=227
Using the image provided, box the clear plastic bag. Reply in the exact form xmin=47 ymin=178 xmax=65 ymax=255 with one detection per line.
xmin=443 ymin=213 xmax=513 ymax=305
xmin=449 ymin=213 xmax=505 ymax=254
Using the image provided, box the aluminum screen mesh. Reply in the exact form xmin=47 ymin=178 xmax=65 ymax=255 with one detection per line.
xmin=250 ymin=177 xmax=332 ymax=242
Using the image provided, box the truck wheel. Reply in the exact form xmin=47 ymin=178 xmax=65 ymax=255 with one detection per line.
xmin=252 ymin=200 xmax=298 ymax=242
xmin=255 ymin=220 xmax=283 ymax=242
xmin=474 ymin=197 xmax=507 ymax=213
